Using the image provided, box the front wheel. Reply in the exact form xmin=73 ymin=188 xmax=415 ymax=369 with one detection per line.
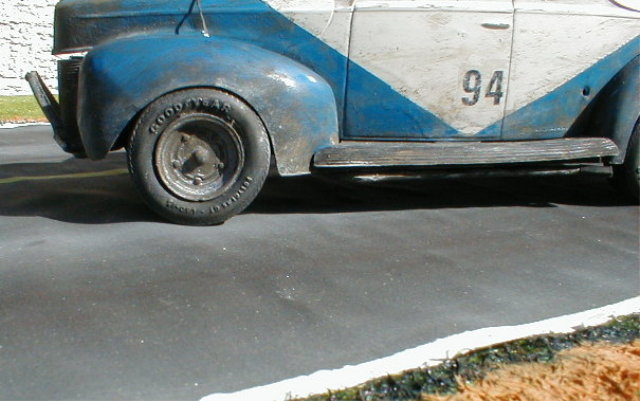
xmin=127 ymin=88 xmax=271 ymax=225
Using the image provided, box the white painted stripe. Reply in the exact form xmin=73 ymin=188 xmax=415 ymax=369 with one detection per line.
xmin=506 ymin=8 xmax=640 ymax=114
xmin=272 ymin=0 xmax=639 ymax=134
xmin=267 ymin=0 xmax=353 ymax=56
xmin=0 ymin=122 xmax=50 ymax=129
xmin=200 ymin=296 xmax=640 ymax=401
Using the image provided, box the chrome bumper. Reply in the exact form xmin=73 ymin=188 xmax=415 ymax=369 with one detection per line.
xmin=25 ymin=71 xmax=66 ymax=148
xmin=25 ymin=71 xmax=83 ymax=156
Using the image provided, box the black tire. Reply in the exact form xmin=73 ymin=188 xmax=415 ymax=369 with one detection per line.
xmin=612 ymin=118 xmax=639 ymax=202
xmin=127 ymin=88 xmax=271 ymax=225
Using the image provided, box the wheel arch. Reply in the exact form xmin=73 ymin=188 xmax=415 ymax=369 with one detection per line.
xmin=580 ymin=55 xmax=640 ymax=164
xmin=77 ymin=34 xmax=340 ymax=175
xmin=114 ymin=85 xmax=276 ymax=159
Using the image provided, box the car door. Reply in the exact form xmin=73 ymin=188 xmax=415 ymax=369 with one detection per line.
xmin=502 ymin=0 xmax=640 ymax=140
xmin=344 ymin=0 xmax=514 ymax=140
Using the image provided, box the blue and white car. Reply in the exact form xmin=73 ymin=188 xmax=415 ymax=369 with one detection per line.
xmin=27 ymin=0 xmax=640 ymax=224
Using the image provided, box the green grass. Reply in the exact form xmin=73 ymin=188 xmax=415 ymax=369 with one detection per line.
xmin=0 ymin=95 xmax=50 ymax=123
xmin=294 ymin=314 xmax=640 ymax=401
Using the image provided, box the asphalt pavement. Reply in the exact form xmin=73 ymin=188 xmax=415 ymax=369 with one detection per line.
xmin=1 ymin=126 xmax=638 ymax=401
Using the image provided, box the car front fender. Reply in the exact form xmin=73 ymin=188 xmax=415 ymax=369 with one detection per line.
xmin=77 ymin=34 xmax=339 ymax=175
xmin=588 ymin=56 xmax=640 ymax=164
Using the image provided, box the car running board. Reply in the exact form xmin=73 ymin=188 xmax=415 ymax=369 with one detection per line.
xmin=313 ymin=138 xmax=619 ymax=168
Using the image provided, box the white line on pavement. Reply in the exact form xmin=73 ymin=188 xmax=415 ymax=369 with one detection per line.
xmin=200 ymin=296 xmax=640 ymax=401
xmin=0 ymin=122 xmax=50 ymax=129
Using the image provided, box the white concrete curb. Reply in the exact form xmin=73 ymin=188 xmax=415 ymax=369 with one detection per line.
xmin=200 ymin=296 xmax=640 ymax=401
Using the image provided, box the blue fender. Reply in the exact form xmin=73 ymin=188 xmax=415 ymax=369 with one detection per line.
xmin=586 ymin=56 xmax=640 ymax=164
xmin=77 ymin=34 xmax=339 ymax=175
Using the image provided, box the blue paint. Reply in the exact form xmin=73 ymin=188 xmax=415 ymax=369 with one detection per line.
xmin=60 ymin=0 xmax=639 ymax=168
xmin=500 ymin=36 xmax=640 ymax=140
xmin=586 ymin=55 xmax=640 ymax=163
xmin=344 ymin=63 xmax=459 ymax=139
xmin=608 ymin=56 xmax=640 ymax=163
xmin=60 ymin=0 xmax=465 ymax=147
xmin=202 ymin=0 xmax=462 ymax=139
xmin=197 ymin=0 xmax=461 ymax=139
xmin=78 ymin=35 xmax=338 ymax=175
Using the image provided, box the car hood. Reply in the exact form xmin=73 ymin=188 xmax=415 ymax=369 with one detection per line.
xmin=53 ymin=0 xmax=260 ymax=54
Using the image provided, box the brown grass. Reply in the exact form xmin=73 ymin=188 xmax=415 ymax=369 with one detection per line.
xmin=422 ymin=341 xmax=640 ymax=401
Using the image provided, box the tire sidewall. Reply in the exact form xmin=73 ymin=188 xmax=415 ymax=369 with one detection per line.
xmin=128 ymin=89 xmax=270 ymax=225
xmin=623 ymin=120 xmax=640 ymax=198
xmin=613 ymin=117 xmax=640 ymax=202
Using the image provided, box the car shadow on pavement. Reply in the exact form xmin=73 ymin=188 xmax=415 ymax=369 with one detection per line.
xmin=0 ymin=153 xmax=158 ymax=224
xmin=0 ymin=153 xmax=634 ymax=225
xmin=248 ymin=171 xmax=634 ymax=214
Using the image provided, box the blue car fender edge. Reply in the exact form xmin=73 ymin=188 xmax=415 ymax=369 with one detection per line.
xmin=76 ymin=34 xmax=340 ymax=175
xmin=587 ymin=55 xmax=640 ymax=165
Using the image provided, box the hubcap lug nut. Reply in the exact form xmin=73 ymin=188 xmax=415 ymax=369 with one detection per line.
xmin=193 ymin=176 xmax=203 ymax=185
xmin=181 ymin=134 xmax=189 ymax=143
xmin=172 ymin=160 xmax=181 ymax=169
xmin=217 ymin=162 xmax=225 ymax=170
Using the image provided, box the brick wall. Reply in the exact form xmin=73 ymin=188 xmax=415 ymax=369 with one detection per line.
xmin=1 ymin=1 xmax=57 ymax=95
